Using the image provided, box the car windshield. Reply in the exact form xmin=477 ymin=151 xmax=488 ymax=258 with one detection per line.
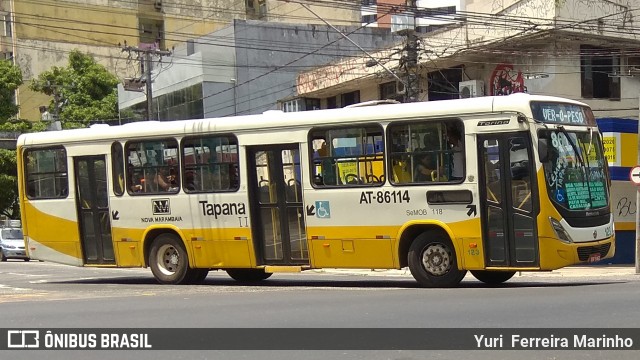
xmin=1 ymin=229 xmax=23 ymax=240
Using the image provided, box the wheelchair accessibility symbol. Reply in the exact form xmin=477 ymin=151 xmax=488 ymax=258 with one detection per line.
xmin=315 ymin=201 xmax=331 ymax=219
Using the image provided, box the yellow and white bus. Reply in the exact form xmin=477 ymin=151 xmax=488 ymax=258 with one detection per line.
xmin=17 ymin=93 xmax=614 ymax=287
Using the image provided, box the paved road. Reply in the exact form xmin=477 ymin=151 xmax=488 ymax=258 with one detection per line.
xmin=1 ymin=261 xmax=639 ymax=360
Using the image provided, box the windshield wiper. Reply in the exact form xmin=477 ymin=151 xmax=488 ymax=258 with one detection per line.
xmin=587 ymin=127 xmax=594 ymax=157
xmin=557 ymin=126 xmax=592 ymax=208
xmin=557 ymin=126 xmax=586 ymax=169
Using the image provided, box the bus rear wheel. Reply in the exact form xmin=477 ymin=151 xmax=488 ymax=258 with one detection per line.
xmin=149 ymin=233 xmax=193 ymax=285
xmin=470 ymin=270 xmax=516 ymax=285
xmin=407 ymin=232 xmax=466 ymax=288
xmin=186 ymin=269 xmax=209 ymax=284
xmin=226 ymin=269 xmax=272 ymax=283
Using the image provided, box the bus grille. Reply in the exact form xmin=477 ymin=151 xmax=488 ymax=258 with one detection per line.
xmin=577 ymin=244 xmax=611 ymax=261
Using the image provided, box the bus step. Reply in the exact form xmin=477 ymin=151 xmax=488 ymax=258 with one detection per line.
xmin=264 ymin=266 xmax=303 ymax=273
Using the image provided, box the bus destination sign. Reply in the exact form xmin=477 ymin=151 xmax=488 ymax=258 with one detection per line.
xmin=530 ymin=102 xmax=596 ymax=126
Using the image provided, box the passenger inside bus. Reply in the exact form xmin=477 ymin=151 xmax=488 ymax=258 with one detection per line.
xmin=413 ymin=132 xmax=442 ymax=181
xmin=414 ymin=154 xmax=439 ymax=182
xmin=317 ymin=141 xmax=337 ymax=185
xmin=155 ymin=169 xmax=178 ymax=192
xmin=184 ymin=171 xmax=197 ymax=192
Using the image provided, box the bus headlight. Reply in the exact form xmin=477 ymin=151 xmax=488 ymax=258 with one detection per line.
xmin=549 ymin=217 xmax=573 ymax=244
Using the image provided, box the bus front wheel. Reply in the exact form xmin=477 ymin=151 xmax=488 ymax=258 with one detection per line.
xmin=470 ymin=270 xmax=516 ymax=285
xmin=149 ymin=233 xmax=193 ymax=285
xmin=407 ymin=232 xmax=466 ymax=288
xmin=226 ymin=269 xmax=272 ymax=283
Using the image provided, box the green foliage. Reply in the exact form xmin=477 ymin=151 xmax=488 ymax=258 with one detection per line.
xmin=0 ymin=60 xmax=23 ymax=123
xmin=30 ymin=50 xmax=119 ymax=129
xmin=0 ymin=149 xmax=19 ymax=218
xmin=0 ymin=119 xmax=47 ymax=133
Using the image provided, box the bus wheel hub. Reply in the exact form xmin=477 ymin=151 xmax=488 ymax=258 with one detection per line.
xmin=422 ymin=244 xmax=451 ymax=276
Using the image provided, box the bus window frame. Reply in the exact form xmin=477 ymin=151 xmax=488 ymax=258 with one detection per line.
xmin=308 ymin=123 xmax=386 ymax=189
xmin=125 ymin=138 xmax=180 ymax=196
xmin=180 ymin=133 xmax=240 ymax=194
xmin=386 ymin=118 xmax=465 ymax=186
xmin=111 ymin=141 xmax=125 ymax=197
xmin=23 ymin=146 xmax=70 ymax=200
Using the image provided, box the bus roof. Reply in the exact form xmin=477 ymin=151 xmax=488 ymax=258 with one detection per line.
xmin=17 ymin=94 xmax=587 ymax=146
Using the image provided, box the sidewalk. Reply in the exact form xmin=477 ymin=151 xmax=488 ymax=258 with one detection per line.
xmin=313 ymin=265 xmax=639 ymax=278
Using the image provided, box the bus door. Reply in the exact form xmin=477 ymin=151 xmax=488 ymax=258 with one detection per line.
xmin=247 ymin=144 xmax=309 ymax=265
xmin=74 ymin=156 xmax=115 ymax=265
xmin=478 ymin=132 xmax=538 ymax=267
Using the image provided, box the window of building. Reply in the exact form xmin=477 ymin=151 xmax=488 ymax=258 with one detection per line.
xmin=305 ymin=98 xmax=321 ymax=111
xmin=111 ymin=142 xmax=125 ymax=196
xmin=580 ymin=45 xmax=620 ymax=100
xmin=281 ymin=98 xmax=321 ymax=112
xmin=155 ymin=83 xmax=204 ymax=121
xmin=258 ymin=0 xmax=267 ymax=18
xmin=309 ymin=125 xmax=385 ymax=187
xmin=362 ymin=0 xmax=377 ymax=5
xmin=388 ymin=120 xmax=464 ymax=184
xmin=139 ymin=18 xmax=165 ymax=50
xmin=362 ymin=14 xmax=377 ymax=24
xmin=187 ymin=40 xmax=195 ymax=56
xmin=341 ymin=91 xmax=360 ymax=107
xmin=181 ymin=135 xmax=239 ymax=193
xmin=126 ymin=139 xmax=179 ymax=195
xmin=380 ymin=81 xmax=400 ymax=100
xmin=24 ymin=147 xmax=68 ymax=199
xmin=3 ymin=13 xmax=11 ymax=38
xmin=326 ymin=96 xmax=338 ymax=109
xmin=427 ymin=66 xmax=463 ymax=101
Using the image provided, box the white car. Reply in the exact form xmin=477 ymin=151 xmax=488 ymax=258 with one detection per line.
xmin=0 ymin=227 xmax=29 ymax=262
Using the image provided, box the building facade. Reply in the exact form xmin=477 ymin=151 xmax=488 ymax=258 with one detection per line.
xmin=297 ymin=0 xmax=640 ymax=263
xmin=118 ymin=19 xmax=401 ymax=121
xmin=0 ymin=0 xmax=359 ymax=121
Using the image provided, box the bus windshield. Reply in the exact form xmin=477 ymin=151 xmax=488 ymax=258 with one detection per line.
xmin=539 ymin=129 xmax=608 ymax=211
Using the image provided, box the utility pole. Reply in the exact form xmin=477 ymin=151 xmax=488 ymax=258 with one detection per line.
xmin=401 ymin=0 xmax=420 ymax=103
xmin=122 ymin=42 xmax=171 ymax=121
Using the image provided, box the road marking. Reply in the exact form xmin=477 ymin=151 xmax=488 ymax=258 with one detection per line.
xmin=0 ymin=283 xmax=32 ymax=291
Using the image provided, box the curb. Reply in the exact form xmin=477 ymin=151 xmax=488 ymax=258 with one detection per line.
xmin=312 ymin=265 xmax=639 ymax=278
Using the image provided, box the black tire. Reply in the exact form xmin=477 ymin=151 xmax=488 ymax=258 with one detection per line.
xmin=1 ymin=252 xmax=6 ymax=262
xmin=470 ymin=270 xmax=516 ymax=285
xmin=23 ymin=258 xmax=30 ymax=262
xmin=226 ymin=269 xmax=273 ymax=283
xmin=186 ymin=269 xmax=209 ymax=284
xmin=407 ymin=231 xmax=466 ymax=288
xmin=149 ymin=233 xmax=192 ymax=285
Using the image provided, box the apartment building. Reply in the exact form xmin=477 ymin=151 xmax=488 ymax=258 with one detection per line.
xmin=0 ymin=0 xmax=359 ymax=121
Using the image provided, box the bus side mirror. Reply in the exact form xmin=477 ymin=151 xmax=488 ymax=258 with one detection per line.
xmin=538 ymin=138 xmax=549 ymax=163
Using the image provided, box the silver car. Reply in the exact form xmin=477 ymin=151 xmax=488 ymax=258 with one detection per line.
xmin=0 ymin=227 xmax=29 ymax=262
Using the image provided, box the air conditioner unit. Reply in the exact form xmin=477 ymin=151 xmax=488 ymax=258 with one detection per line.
xmin=459 ymin=80 xmax=484 ymax=98
xmin=154 ymin=0 xmax=163 ymax=11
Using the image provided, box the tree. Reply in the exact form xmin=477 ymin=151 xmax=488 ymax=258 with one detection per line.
xmin=0 ymin=60 xmax=23 ymax=123
xmin=0 ymin=149 xmax=19 ymax=218
xmin=30 ymin=50 xmax=119 ymax=129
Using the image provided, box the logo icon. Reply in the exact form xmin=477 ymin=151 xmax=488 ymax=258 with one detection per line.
xmin=315 ymin=201 xmax=330 ymax=219
xmin=152 ymin=199 xmax=170 ymax=215
xmin=7 ymin=330 xmax=39 ymax=348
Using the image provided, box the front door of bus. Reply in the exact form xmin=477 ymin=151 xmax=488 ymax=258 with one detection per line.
xmin=478 ymin=133 xmax=538 ymax=267
xmin=247 ymin=145 xmax=309 ymax=265
xmin=74 ymin=156 xmax=115 ymax=265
